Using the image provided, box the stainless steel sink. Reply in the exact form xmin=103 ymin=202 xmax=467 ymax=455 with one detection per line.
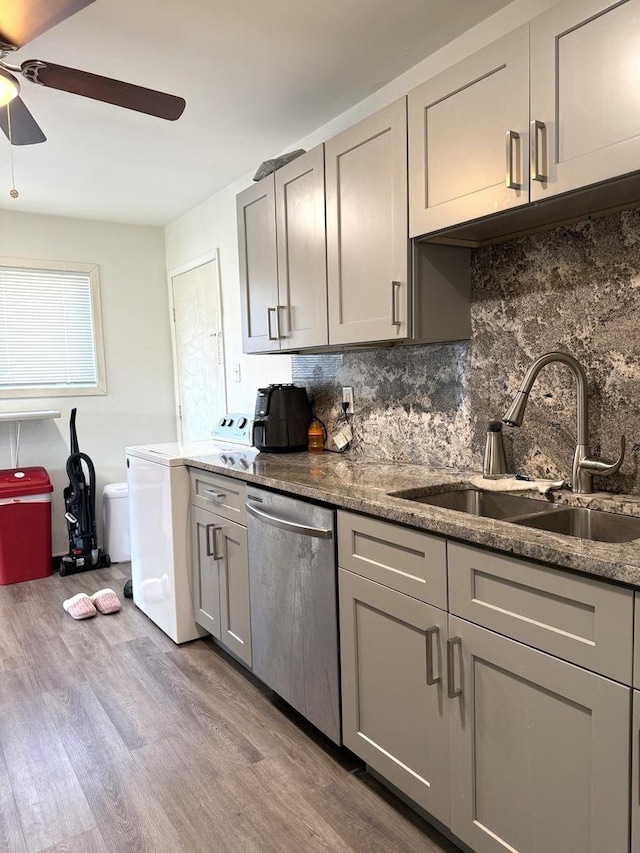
xmin=512 ymin=506 xmax=640 ymax=543
xmin=389 ymin=486 xmax=640 ymax=543
xmin=388 ymin=488 xmax=551 ymax=520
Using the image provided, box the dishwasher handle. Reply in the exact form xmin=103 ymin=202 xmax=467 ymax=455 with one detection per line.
xmin=245 ymin=500 xmax=333 ymax=539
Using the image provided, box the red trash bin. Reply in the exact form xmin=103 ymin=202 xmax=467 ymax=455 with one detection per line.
xmin=0 ymin=467 xmax=53 ymax=585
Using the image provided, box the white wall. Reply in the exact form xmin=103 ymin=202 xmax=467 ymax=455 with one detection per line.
xmin=164 ymin=0 xmax=560 ymax=412
xmin=0 ymin=210 xmax=174 ymax=555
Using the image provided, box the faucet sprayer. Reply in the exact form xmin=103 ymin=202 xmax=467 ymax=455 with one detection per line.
xmin=502 ymin=351 xmax=625 ymax=494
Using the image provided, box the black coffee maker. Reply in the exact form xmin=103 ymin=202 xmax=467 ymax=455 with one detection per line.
xmin=253 ymin=384 xmax=311 ymax=453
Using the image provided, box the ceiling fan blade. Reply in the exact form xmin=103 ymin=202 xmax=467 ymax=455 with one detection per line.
xmin=22 ymin=60 xmax=186 ymax=120
xmin=0 ymin=0 xmax=96 ymax=49
xmin=0 ymin=96 xmax=46 ymax=144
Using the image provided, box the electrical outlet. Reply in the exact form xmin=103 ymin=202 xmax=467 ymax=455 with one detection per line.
xmin=342 ymin=386 xmax=355 ymax=413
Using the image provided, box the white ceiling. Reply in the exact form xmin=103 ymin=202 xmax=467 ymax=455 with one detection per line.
xmin=0 ymin=0 xmax=513 ymax=226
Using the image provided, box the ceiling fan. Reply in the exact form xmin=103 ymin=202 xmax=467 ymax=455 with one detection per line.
xmin=0 ymin=0 xmax=186 ymax=146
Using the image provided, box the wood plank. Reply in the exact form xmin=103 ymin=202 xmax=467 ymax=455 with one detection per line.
xmin=0 ymin=668 xmax=95 ymax=852
xmin=166 ymin=642 xmax=354 ymax=780
xmin=43 ymin=681 xmax=187 ymax=853
xmin=117 ymin=638 xmax=264 ymax=774
xmin=0 ymin=746 xmax=27 ymax=852
xmin=39 ymin=827 xmax=111 ymax=853
xmin=306 ymin=770 xmax=461 ymax=852
xmin=70 ymin=636 xmax=172 ymax=749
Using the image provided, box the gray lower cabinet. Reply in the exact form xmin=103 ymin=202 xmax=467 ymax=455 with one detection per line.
xmin=190 ymin=475 xmax=252 ymax=668
xmin=633 ymin=691 xmax=640 ymax=853
xmin=192 ymin=504 xmax=222 ymax=639
xmin=339 ymin=567 xmax=450 ymax=825
xmin=449 ymin=614 xmax=630 ymax=853
xmin=338 ymin=512 xmax=635 ymax=853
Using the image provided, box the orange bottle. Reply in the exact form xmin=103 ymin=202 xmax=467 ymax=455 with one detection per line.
xmin=307 ymin=418 xmax=324 ymax=453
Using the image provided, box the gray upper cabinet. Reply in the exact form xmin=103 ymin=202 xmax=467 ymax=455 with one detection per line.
xmin=326 ymin=98 xmax=410 ymax=345
xmin=449 ymin=615 xmax=630 ymax=853
xmin=409 ymin=0 xmax=640 ymax=239
xmin=275 ymin=145 xmax=328 ymax=349
xmin=237 ymin=146 xmax=328 ymax=353
xmin=408 ymin=26 xmax=529 ymax=237
xmin=530 ymin=0 xmax=640 ymax=202
xmin=237 ymin=176 xmax=279 ymax=353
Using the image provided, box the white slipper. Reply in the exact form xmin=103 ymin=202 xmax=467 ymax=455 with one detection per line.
xmin=63 ymin=593 xmax=97 ymax=620
xmin=89 ymin=588 xmax=121 ymax=615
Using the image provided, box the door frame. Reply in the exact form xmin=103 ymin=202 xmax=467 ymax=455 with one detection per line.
xmin=167 ymin=249 xmax=227 ymax=442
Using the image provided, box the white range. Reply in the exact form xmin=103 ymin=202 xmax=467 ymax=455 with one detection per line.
xmin=126 ymin=414 xmax=256 ymax=643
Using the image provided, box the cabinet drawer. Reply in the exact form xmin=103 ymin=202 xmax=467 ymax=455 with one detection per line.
xmin=189 ymin=469 xmax=247 ymax=525
xmin=448 ymin=542 xmax=633 ymax=683
xmin=337 ymin=511 xmax=447 ymax=608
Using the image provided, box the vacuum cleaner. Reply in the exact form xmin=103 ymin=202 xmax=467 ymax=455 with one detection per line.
xmin=58 ymin=408 xmax=111 ymax=576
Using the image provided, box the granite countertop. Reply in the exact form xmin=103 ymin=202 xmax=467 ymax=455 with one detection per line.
xmin=184 ymin=451 xmax=640 ymax=587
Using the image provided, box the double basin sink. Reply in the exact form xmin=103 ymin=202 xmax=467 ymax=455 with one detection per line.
xmin=388 ymin=487 xmax=640 ymax=544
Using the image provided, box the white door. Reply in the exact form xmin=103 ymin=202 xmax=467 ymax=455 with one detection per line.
xmin=171 ymin=257 xmax=226 ymax=441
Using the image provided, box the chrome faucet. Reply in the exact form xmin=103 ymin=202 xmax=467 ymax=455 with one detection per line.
xmin=502 ymin=351 xmax=625 ymax=494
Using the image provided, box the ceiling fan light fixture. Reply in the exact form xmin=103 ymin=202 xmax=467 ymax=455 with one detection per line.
xmin=0 ymin=68 xmax=19 ymax=106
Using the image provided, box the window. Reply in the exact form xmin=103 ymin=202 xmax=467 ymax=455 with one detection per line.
xmin=0 ymin=258 xmax=106 ymax=398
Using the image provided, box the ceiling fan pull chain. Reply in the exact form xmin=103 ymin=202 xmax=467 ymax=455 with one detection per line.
xmin=6 ymin=101 xmax=18 ymax=198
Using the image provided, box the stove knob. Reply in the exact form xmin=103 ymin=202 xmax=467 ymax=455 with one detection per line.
xmin=220 ymin=454 xmax=229 ymax=464
xmin=238 ymin=417 xmax=247 ymax=429
xmin=219 ymin=418 xmax=226 ymax=427
xmin=239 ymin=458 xmax=250 ymax=470
xmin=227 ymin=418 xmax=234 ymax=426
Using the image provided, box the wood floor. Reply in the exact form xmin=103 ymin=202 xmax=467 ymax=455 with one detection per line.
xmin=0 ymin=564 xmax=463 ymax=853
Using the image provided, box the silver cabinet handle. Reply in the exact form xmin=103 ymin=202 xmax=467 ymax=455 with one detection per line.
xmin=205 ymin=524 xmax=223 ymax=560
xmin=426 ymin=626 xmax=441 ymax=685
xmin=202 ymin=489 xmax=225 ymax=502
xmin=205 ymin=523 xmax=217 ymax=558
xmin=447 ymin=636 xmax=463 ymax=698
xmin=245 ymin=500 xmax=333 ymax=539
xmin=530 ymin=119 xmax=547 ymax=182
xmin=276 ymin=304 xmax=286 ymax=339
xmin=267 ymin=307 xmax=280 ymax=341
xmin=505 ymin=129 xmax=520 ymax=189
xmin=391 ymin=281 xmax=401 ymax=327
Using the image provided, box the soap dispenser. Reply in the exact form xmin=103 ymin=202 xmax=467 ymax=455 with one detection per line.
xmin=483 ymin=421 xmax=507 ymax=478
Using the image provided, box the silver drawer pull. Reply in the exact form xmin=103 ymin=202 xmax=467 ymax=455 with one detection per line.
xmin=447 ymin=636 xmax=463 ymax=698
xmin=530 ymin=119 xmax=547 ymax=182
xmin=426 ymin=626 xmax=441 ymax=685
xmin=202 ymin=489 xmax=225 ymax=502
xmin=505 ymin=129 xmax=520 ymax=190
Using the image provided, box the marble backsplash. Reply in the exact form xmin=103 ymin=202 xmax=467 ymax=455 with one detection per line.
xmin=292 ymin=207 xmax=640 ymax=493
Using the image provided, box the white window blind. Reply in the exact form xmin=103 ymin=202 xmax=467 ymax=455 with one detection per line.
xmin=0 ymin=263 xmax=104 ymax=394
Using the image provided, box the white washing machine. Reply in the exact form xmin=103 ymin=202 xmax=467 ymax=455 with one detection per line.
xmin=126 ymin=414 xmax=256 ymax=643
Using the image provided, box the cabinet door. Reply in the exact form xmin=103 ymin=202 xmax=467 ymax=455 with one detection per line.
xmin=237 ymin=176 xmax=280 ymax=353
xmin=217 ymin=517 xmax=252 ymax=668
xmin=408 ymin=26 xmax=529 ymax=237
xmin=339 ymin=569 xmax=450 ymax=825
xmin=275 ymin=145 xmax=328 ymax=350
xmin=632 ymin=691 xmax=640 ymax=853
xmin=191 ymin=505 xmax=222 ymax=638
xmin=530 ymin=0 xmax=640 ymax=201
xmin=326 ymin=98 xmax=409 ymax=345
xmin=449 ymin=615 xmax=630 ymax=853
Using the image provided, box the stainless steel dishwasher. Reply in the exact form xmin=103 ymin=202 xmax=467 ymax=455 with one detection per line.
xmin=245 ymin=486 xmax=340 ymax=745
